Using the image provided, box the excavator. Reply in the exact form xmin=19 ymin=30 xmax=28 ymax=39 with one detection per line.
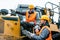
xmin=0 ymin=2 xmax=59 ymax=40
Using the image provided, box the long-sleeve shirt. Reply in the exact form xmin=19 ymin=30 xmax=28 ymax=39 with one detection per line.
xmin=22 ymin=28 xmax=50 ymax=40
xmin=32 ymin=28 xmax=50 ymax=40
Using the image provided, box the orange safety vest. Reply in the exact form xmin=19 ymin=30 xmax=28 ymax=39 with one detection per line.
xmin=36 ymin=26 xmax=52 ymax=40
xmin=26 ymin=11 xmax=36 ymax=22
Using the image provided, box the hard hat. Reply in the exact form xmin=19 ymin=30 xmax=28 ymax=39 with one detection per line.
xmin=29 ymin=4 xmax=34 ymax=9
xmin=40 ymin=15 xmax=49 ymax=22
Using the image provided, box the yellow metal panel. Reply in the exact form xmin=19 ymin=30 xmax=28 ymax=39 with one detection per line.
xmin=4 ymin=17 xmax=20 ymax=38
xmin=50 ymin=24 xmax=59 ymax=32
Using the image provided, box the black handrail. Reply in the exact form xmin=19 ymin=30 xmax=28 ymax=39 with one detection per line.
xmin=45 ymin=2 xmax=59 ymax=14
xmin=45 ymin=2 xmax=59 ymax=9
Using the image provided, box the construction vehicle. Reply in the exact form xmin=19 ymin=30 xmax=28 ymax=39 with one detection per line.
xmin=0 ymin=2 xmax=59 ymax=40
xmin=0 ymin=10 xmax=28 ymax=40
xmin=0 ymin=15 xmax=20 ymax=40
xmin=0 ymin=15 xmax=31 ymax=40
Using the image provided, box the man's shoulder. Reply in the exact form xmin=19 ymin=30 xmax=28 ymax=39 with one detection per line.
xmin=42 ymin=26 xmax=51 ymax=31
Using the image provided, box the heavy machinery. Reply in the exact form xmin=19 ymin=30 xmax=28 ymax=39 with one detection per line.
xmin=0 ymin=15 xmax=30 ymax=40
xmin=0 ymin=15 xmax=20 ymax=40
xmin=0 ymin=2 xmax=60 ymax=40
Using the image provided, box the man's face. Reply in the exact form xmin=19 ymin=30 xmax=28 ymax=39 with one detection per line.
xmin=40 ymin=19 xmax=45 ymax=24
xmin=29 ymin=9 xmax=34 ymax=14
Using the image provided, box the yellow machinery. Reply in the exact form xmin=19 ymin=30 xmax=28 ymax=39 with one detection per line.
xmin=0 ymin=4 xmax=59 ymax=40
xmin=0 ymin=15 xmax=24 ymax=40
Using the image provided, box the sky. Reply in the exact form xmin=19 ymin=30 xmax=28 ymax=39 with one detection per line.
xmin=0 ymin=0 xmax=59 ymax=9
xmin=0 ymin=0 xmax=60 ymax=22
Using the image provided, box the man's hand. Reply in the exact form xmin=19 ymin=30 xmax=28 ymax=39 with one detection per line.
xmin=22 ymin=30 xmax=35 ymax=38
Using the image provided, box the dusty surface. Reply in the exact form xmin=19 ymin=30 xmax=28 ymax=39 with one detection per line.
xmin=50 ymin=24 xmax=60 ymax=32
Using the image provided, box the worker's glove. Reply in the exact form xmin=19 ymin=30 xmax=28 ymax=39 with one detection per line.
xmin=22 ymin=30 xmax=35 ymax=38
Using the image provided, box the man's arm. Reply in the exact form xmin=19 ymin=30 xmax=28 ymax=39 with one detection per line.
xmin=32 ymin=28 xmax=50 ymax=40
xmin=22 ymin=28 xmax=50 ymax=40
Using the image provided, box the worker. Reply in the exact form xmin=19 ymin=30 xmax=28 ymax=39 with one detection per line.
xmin=22 ymin=15 xmax=52 ymax=40
xmin=21 ymin=4 xmax=37 ymax=32
xmin=26 ymin=4 xmax=36 ymax=22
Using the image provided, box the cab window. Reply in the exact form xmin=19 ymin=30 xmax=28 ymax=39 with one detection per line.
xmin=2 ymin=17 xmax=18 ymax=21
